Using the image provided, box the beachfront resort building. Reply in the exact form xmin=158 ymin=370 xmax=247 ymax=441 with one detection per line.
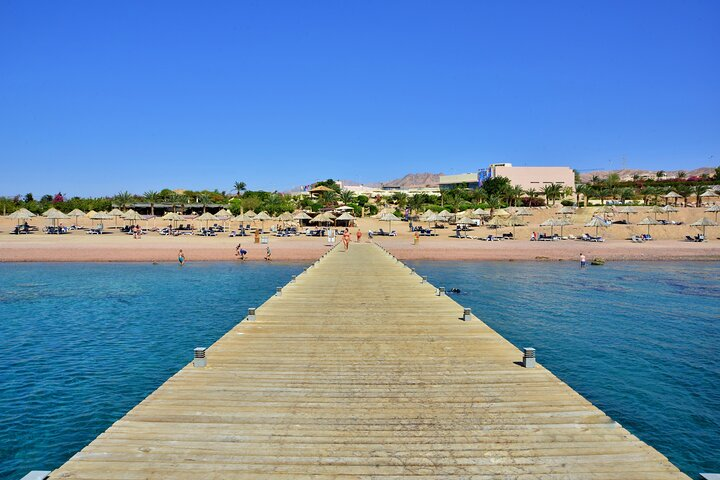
xmin=439 ymin=163 xmax=575 ymax=192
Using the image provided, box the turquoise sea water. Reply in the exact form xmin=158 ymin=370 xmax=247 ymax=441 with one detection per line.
xmin=0 ymin=261 xmax=718 ymax=478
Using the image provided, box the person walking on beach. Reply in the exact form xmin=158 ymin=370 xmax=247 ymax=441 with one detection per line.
xmin=236 ymin=243 xmax=247 ymax=260
xmin=342 ymin=228 xmax=350 ymax=251
xmin=178 ymin=249 xmax=186 ymax=266
xmin=580 ymin=253 xmax=586 ymax=268
xmin=265 ymin=246 xmax=272 ymax=261
xmin=356 ymin=229 xmax=362 ymax=242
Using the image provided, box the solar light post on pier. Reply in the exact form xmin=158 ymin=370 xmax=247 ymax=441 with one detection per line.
xmin=193 ymin=347 xmax=207 ymax=368
xmin=522 ymin=348 xmax=536 ymax=368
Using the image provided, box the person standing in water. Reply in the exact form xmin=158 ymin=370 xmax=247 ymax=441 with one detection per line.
xmin=580 ymin=253 xmax=586 ymax=268
xmin=178 ymin=249 xmax=186 ymax=266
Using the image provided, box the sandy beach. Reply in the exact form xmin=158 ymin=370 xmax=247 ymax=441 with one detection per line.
xmin=1 ymin=208 xmax=719 ymax=262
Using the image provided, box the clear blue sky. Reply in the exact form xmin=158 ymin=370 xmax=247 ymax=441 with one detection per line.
xmin=1 ymin=0 xmax=719 ymax=196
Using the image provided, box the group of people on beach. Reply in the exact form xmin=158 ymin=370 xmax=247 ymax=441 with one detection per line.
xmin=234 ymin=244 xmax=271 ymax=261
xmin=341 ymin=228 xmax=363 ymax=250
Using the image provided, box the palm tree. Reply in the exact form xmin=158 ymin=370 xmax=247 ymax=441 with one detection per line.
xmin=233 ymin=181 xmax=246 ymax=197
xmin=407 ymin=194 xmax=425 ymax=215
xmin=677 ymin=171 xmax=687 ymax=180
xmin=198 ymin=193 xmax=211 ymax=213
xmin=691 ymin=185 xmax=708 ymax=207
xmin=656 ymin=170 xmax=666 ymax=180
xmin=675 ymin=185 xmax=692 ymax=207
xmin=640 ymin=186 xmax=657 ymax=206
xmin=575 ymin=184 xmax=590 ymax=207
xmin=485 ymin=195 xmax=502 ymax=216
xmin=471 ymin=188 xmax=488 ymax=205
xmin=339 ymin=189 xmax=356 ymax=205
xmin=144 ymin=190 xmax=161 ymax=216
xmin=620 ymin=187 xmax=635 ymax=204
xmin=542 ymin=184 xmax=563 ymax=206
xmin=319 ymin=190 xmax=338 ymax=206
xmin=391 ymin=192 xmax=408 ymax=209
xmin=506 ymin=185 xmax=524 ymax=207
xmin=114 ymin=191 xmax=133 ymax=211
xmin=524 ymin=188 xmax=538 ymax=199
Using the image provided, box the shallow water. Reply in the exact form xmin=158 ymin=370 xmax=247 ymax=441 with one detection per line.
xmin=407 ymin=260 xmax=720 ymax=478
xmin=0 ymin=261 xmax=306 ymax=479
xmin=0 ymin=260 xmax=718 ymax=478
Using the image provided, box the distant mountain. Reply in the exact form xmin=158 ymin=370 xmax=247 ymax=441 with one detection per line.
xmin=380 ymin=172 xmax=441 ymax=188
xmin=579 ymin=167 xmax=714 ymax=183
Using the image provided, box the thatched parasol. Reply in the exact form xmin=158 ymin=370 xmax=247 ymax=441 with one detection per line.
xmin=690 ymin=217 xmax=717 ymax=237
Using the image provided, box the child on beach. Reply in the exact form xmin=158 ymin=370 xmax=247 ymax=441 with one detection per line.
xmin=356 ymin=229 xmax=362 ymax=242
xmin=178 ymin=249 xmax=185 ymax=266
xmin=265 ymin=246 xmax=271 ymax=261
xmin=236 ymin=244 xmax=247 ymax=260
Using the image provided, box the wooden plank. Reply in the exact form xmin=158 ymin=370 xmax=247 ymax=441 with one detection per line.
xmin=49 ymin=243 xmax=689 ymax=479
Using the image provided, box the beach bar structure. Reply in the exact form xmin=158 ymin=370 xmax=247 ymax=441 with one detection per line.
xmin=44 ymin=244 xmax=689 ymax=479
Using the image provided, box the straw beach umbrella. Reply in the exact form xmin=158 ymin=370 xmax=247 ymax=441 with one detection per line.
xmin=196 ymin=212 xmax=218 ymax=229
xmin=123 ymin=209 xmax=144 ymax=222
xmin=486 ymin=216 xmax=508 ymax=229
xmin=250 ymin=211 xmax=270 ymax=232
xmin=540 ymin=218 xmax=561 ymax=236
xmin=662 ymin=204 xmax=678 ymax=221
xmin=594 ymin=205 xmax=616 ymax=220
xmin=637 ymin=217 xmax=659 ymax=236
xmin=108 ymin=208 xmax=124 ymax=226
xmin=558 ymin=205 xmax=576 ymax=216
xmin=85 ymin=210 xmax=97 ymax=218
xmin=45 ymin=209 xmax=69 ymax=231
xmin=162 ymin=212 xmax=184 ymax=228
xmin=505 ymin=214 xmax=527 ymax=236
xmin=690 ymin=217 xmax=717 ymax=238
xmin=648 ymin=205 xmax=665 ymax=220
xmin=293 ymin=211 xmax=312 ymax=226
xmin=8 ymin=208 xmax=36 ymax=231
xmin=514 ymin=207 xmax=533 ymax=217
xmin=585 ymin=216 xmax=610 ymax=237
xmin=278 ymin=212 xmax=293 ymax=221
xmin=42 ymin=207 xmax=63 ymax=217
xmin=379 ymin=212 xmax=401 ymax=233
xmin=664 ymin=191 xmax=682 ymax=205
xmin=91 ymin=211 xmax=114 ymax=229
xmin=617 ymin=206 xmax=638 ymax=223
xmin=9 ymin=208 xmax=35 ymax=219
xmin=473 ymin=207 xmax=491 ymax=217
xmin=336 ymin=212 xmax=356 ymax=226
xmin=556 ymin=218 xmax=572 ymax=237
xmin=700 ymin=190 xmax=717 ymax=201
xmin=705 ymin=204 xmax=720 ymax=222
xmin=67 ymin=208 xmax=85 ymax=227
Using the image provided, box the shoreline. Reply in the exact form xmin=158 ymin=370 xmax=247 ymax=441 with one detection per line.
xmin=1 ymin=236 xmax=719 ymax=263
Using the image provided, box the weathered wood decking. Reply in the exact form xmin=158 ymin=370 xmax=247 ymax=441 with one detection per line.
xmin=50 ymin=243 xmax=688 ymax=479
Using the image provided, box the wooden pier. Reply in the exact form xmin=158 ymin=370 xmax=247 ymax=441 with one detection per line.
xmin=49 ymin=243 xmax=688 ymax=479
